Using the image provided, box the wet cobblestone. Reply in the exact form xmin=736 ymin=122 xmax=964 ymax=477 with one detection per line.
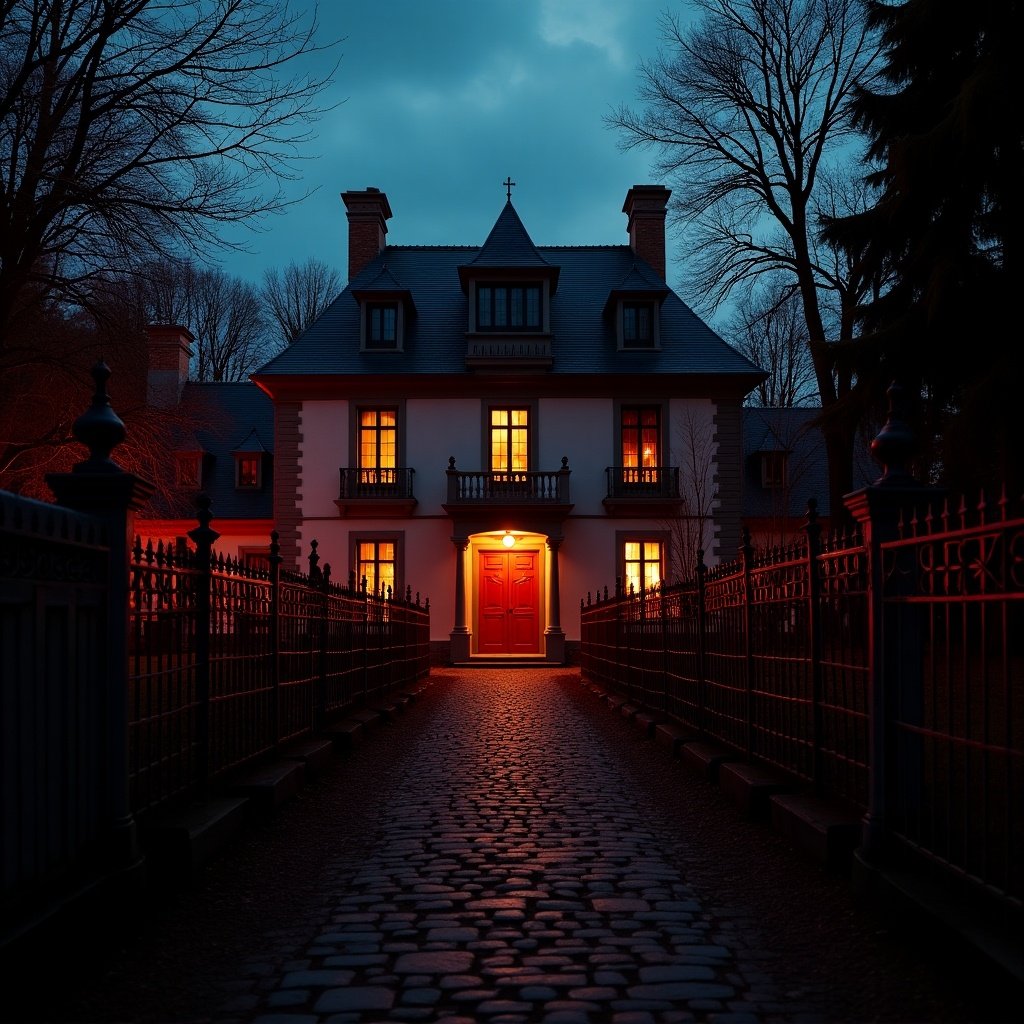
xmin=32 ymin=670 xmax=1015 ymax=1024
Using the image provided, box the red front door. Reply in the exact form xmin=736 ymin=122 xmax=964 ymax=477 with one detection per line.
xmin=478 ymin=549 xmax=540 ymax=655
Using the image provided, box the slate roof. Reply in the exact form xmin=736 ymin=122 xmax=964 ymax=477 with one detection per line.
xmin=742 ymin=407 xmax=877 ymax=520
xmin=465 ymin=200 xmax=555 ymax=271
xmin=146 ymin=382 xmax=274 ymax=521
xmin=255 ymin=201 xmax=763 ymax=382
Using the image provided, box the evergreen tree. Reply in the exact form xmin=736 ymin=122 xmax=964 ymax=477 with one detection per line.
xmin=825 ymin=0 xmax=1023 ymax=493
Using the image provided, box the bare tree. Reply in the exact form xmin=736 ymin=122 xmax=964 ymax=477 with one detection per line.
xmin=0 ymin=301 xmax=208 ymax=501
xmin=0 ymin=0 xmax=340 ymax=344
xmin=191 ymin=269 xmax=271 ymax=382
xmin=608 ymin=0 xmax=882 ymax=521
xmin=666 ymin=406 xmax=718 ymax=583
xmin=262 ymin=257 xmax=342 ymax=345
xmin=726 ymin=277 xmax=819 ymax=407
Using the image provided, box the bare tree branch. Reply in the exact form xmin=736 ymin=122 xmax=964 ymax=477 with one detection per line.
xmin=607 ymin=0 xmax=882 ymax=516
xmin=0 ymin=0 xmax=342 ymax=342
xmin=261 ymin=257 xmax=341 ymax=346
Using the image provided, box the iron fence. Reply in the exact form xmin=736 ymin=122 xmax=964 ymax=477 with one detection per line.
xmin=1 ymin=360 xmax=430 ymax=947
xmin=127 ymin=518 xmax=431 ymax=819
xmin=580 ymin=489 xmax=1022 ymax=916
xmin=1 ymin=493 xmax=111 ymax=921
xmin=581 ymin=511 xmax=869 ymax=811
xmin=880 ymin=495 xmax=1022 ymax=911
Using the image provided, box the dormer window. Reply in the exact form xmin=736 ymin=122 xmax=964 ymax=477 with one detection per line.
xmin=175 ymin=453 xmax=202 ymax=488
xmin=477 ymin=283 xmax=542 ymax=331
xmin=353 ymin=265 xmax=413 ymax=353
xmin=760 ymin=451 xmax=787 ymax=489
xmin=367 ymin=302 xmax=399 ymax=349
xmin=235 ymin=453 xmax=262 ymax=489
xmin=606 ymin=265 xmax=667 ymax=352
xmin=623 ymin=302 xmax=655 ymax=348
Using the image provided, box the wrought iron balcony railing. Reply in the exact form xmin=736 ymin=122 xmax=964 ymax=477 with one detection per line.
xmin=605 ymin=466 xmax=681 ymax=500
xmin=339 ymin=467 xmax=416 ymax=499
xmin=335 ymin=468 xmax=417 ymax=517
xmin=445 ymin=457 xmax=571 ymax=505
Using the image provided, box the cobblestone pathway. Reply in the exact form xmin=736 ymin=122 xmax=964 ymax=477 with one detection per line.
xmin=247 ymin=670 xmax=802 ymax=1024
xmin=39 ymin=669 xmax=1008 ymax=1024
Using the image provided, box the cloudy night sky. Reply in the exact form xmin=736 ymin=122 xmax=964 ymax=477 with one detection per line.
xmin=222 ymin=0 xmax=702 ymax=308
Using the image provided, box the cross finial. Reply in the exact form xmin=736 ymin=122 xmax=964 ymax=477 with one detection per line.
xmin=503 ymin=176 xmax=516 ymax=201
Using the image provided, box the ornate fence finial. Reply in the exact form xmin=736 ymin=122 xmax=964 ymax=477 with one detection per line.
xmin=307 ymin=538 xmax=320 ymax=582
xmin=188 ymin=493 xmax=219 ymax=552
xmin=871 ymin=381 xmax=917 ymax=486
xmin=73 ymin=359 xmax=126 ymax=471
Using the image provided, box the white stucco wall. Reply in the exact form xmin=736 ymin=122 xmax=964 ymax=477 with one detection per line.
xmin=299 ymin=400 xmax=348 ymax=519
xmin=538 ymin=397 xmax=612 ymax=515
xmin=283 ymin=393 xmax=730 ymax=645
xmin=406 ymin=398 xmax=480 ymax=513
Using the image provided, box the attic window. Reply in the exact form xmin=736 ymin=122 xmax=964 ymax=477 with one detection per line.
xmin=175 ymin=454 xmax=201 ymax=488
xmin=760 ymin=451 xmax=787 ymax=489
xmin=367 ymin=302 xmax=398 ymax=349
xmin=235 ymin=453 xmax=262 ymax=489
xmin=477 ymin=283 xmax=541 ymax=331
xmin=622 ymin=302 xmax=655 ymax=348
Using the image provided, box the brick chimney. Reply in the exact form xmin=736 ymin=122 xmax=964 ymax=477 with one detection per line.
xmin=341 ymin=187 xmax=392 ymax=282
xmin=145 ymin=324 xmax=194 ymax=408
xmin=622 ymin=185 xmax=671 ymax=281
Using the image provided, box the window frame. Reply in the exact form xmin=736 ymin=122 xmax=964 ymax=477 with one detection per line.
xmin=615 ymin=299 xmax=660 ymax=351
xmin=760 ymin=450 xmax=788 ymax=489
xmin=238 ymin=546 xmax=272 ymax=571
xmin=474 ymin=281 xmax=544 ymax=333
xmin=349 ymin=401 xmax=406 ymax=483
xmin=482 ymin=399 xmax=538 ymax=475
xmin=619 ymin=404 xmax=663 ymax=485
xmin=351 ymin=532 xmax=403 ymax=598
xmin=617 ymin=531 xmax=669 ymax=596
xmin=234 ymin=452 xmax=262 ymax=489
xmin=360 ymin=300 xmax=404 ymax=351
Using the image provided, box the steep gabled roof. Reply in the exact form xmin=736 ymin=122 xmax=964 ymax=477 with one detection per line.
xmin=457 ymin=200 xmax=560 ymax=292
xmin=254 ymin=244 xmax=763 ymax=381
xmin=232 ymin=426 xmax=269 ymax=454
xmin=145 ymin=383 xmax=274 ymax=521
xmin=352 ymin=262 xmax=412 ymax=296
xmin=466 ymin=200 xmax=553 ymax=269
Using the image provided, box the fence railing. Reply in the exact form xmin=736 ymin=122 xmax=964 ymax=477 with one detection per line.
xmin=2 ymin=362 xmax=430 ymax=942
xmin=580 ymin=391 xmax=1022 ymax=918
xmin=580 ymin=511 xmax=870 ymax=813
xmin=0 ymin=492 xmax=112 ymax=926
xmin=127 ymin=515 xmax=431 ymax=818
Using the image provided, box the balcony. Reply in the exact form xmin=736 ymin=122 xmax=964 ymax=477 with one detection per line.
xmin=335 ymin=468 xmax=417 ymax=518
xmin=464 ymin=336 xmax=553 ymax=369
xmin=603 ymin=466 xmax=684 ymax=516
xmin=443 ymin=458 xmax=573 ymax=519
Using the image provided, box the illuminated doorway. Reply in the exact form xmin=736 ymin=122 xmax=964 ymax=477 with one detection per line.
xmin=477 ymin=547 xmax=541 ymax=655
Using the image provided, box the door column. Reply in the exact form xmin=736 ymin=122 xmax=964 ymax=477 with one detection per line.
xmin=450 ymin=536 xmax=471 ymax=663
xmin=544 ymin=535 xmax=566 ymax=664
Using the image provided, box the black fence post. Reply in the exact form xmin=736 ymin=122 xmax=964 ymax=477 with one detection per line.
xmin=315 ymin=562 xmax=330 ymax=733
xmin=660 ymin=584 xmax=669 ymax=715
xmin=805 ymin=499 xmax=825 ymax=796
xmin=188 ymin=494 xmax=219 ymax=793
xmin=46 ymin=360 xmax=155 ymax=870
xmin=740 ymin=528 xmax=755 ymax=760
xmin=844 ymin=382 xmax=937 ymax=863
xmin=696 ymin=549 xmax=707 ymax=738
xmin=269 ymin=530 xmax=282 ymax=746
